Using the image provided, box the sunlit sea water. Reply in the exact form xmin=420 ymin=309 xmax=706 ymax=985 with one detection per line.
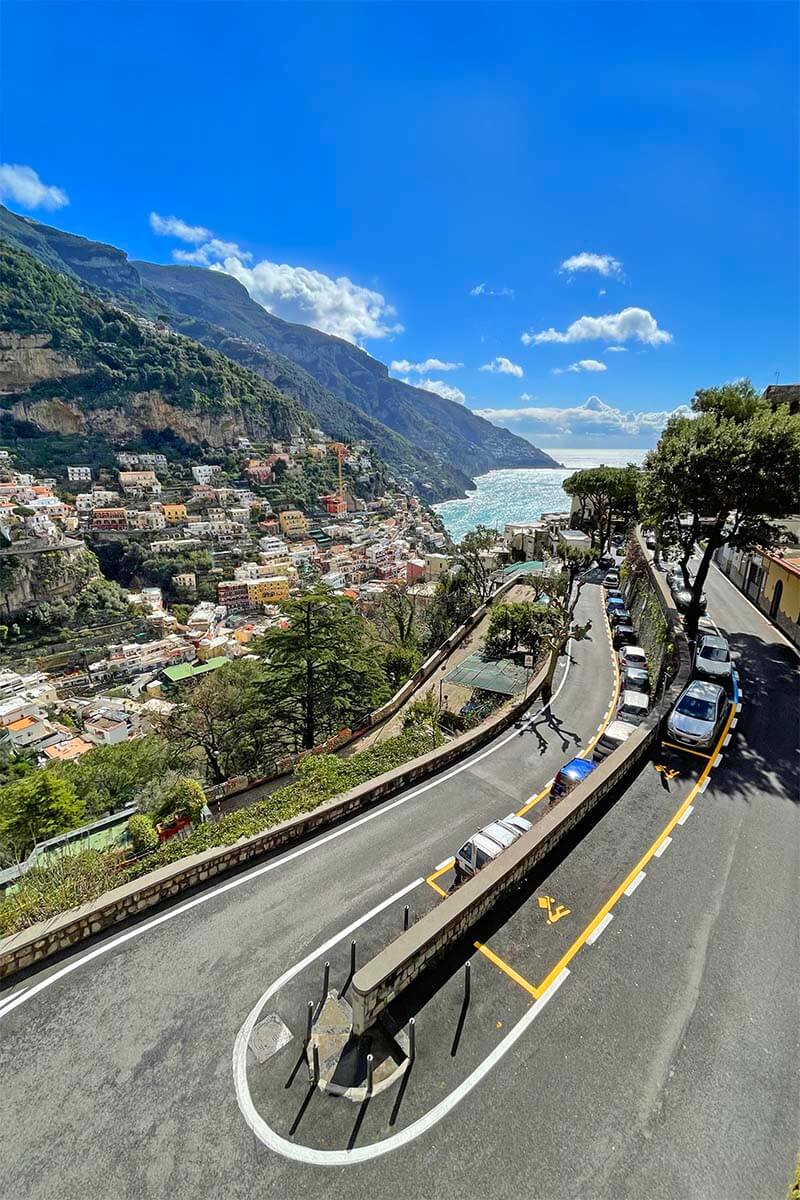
xmin=433 ymin=448 xmax=647 ymax=543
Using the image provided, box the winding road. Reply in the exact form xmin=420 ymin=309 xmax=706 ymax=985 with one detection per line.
xmin=0 ymin=566 xmax=797 ymax=1200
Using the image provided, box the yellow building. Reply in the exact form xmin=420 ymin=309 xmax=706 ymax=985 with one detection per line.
xmin=247 ymin=576 xmax=291 ymax=605
xmin=162 ymin=503 xmax=187 ymax=524
xmin=278 ymin=509 xmax=308 ymax=538
xmin=760 ymin=550 xmax=800 ymax=646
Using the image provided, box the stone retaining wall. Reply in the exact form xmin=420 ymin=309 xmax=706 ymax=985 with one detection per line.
xmin=0 ymin=642 xmax=553 ymax=979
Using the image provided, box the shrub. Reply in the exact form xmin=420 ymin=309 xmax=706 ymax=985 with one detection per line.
xmin=0 ymin=850 xmax=124 ymax=935
xmin=127 ymin=813 xmax=158 ymax=854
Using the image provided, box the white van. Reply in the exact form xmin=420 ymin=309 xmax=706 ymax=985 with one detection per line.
xmin=454 ymin=813 xmax=532 ymax=883
xmin=616 ymin=690 xmax=650 ymax=726
xmin=593 ymin=719 xmax=637 ymax=761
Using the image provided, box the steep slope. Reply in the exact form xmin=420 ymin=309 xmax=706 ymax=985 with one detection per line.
xmin=0 ymin=206 xmax=560 ymax=490
xmin=0 ymin=241 xmax=310 ymax=448
xmin=0 ymin=207 xmax=475 ymax=498
xmin=134 ymin=260 xmax=560 ymax=476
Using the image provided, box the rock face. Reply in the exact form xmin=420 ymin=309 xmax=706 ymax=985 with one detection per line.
xmin=0 ymin=542 xmax=98 ymax=619
xmin=8 ymin=388 xmax=280 ymax=447
xmin=0 ymin=332 xmax=79 ymax=394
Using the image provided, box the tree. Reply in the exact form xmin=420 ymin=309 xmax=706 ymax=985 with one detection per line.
xmin=257 ymin=592 xmax=390 ymax=750
xmin=639 ymin=380 xmax=800 ymax=637
xmin=127 ymin=813 xmax=158 ymax=853
xmin=425 ymin=570 xmax=477 ymax=649
xmin=484 ymin=601 xmax=546 ymax=658
xmin=0 ymin=773 xmax=84 ymax=858
xmin=59 ymin=735 xmax=189 ymax=817
xmin=454 ymin=526 xmax=503 ymax=602
xmin=381 ymin=643 xmax=422 ymax=691
xmin=563 ymin=466 xmax=639 ymax=553
xmin=171 ymin=603 xmax=191 ymax=625
xmin=518 ymin=568 xmax=592 ymax=699
xmin=372 ymin=584 xmax=419 ymax=648
xmin=402 ymin=688 xmax=445 ymax=751
xmin=164 ymin=659 xmax=270 ymax=783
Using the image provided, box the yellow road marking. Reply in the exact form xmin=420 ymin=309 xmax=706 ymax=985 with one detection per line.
xmin=579 ymin=603 xmax=621 ymax=760
xmin=516 ymin=785 xmax=551 ymax=817
xmin=425 ymin=860 xmax=453 ymax=897
xmin=532 ymin=696 xmax=736 ymax=997
xmin=660 ymin=740 xmax=713 ymax=761
xmin=473 ymin=941 xmax=542 ymax=998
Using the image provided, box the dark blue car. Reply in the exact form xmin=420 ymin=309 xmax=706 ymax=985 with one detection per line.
xmin=550 ymin=756 xmax=597 ymax=800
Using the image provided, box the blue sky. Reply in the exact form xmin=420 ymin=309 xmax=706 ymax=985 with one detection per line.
xmin=2 ymin=1 xmax=798 ymax=448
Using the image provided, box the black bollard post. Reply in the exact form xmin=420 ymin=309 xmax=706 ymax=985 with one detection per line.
xmin=403 ymin=904 xmax=410 ymax=931
xmin=464 ymin=960 xmax=471 ymax=1004
xmin=350 ymin=940 xmax=357 ymax=977
xmin=409 ymin=1017 xmax=416 ymax=1062
xmin=322 ymin=960 xmax=330 ymax=999
xmin=366 ymin=1053 xmax=374 ymax=1098
xmin=305 ymin=1000 xmax=314 ymax=1046
xmin=312 ymin=1042 xmax=320 ymax=1084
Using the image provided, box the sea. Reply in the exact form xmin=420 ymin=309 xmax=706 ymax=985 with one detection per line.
xmin=432 ymin=448 xmax=648 ymax=543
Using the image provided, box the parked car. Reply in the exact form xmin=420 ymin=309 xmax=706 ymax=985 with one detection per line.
xmin=621 ymin=665 xmax=650 ymax=695
xmin=609 ymin=607 xmax=632 ymax=627
xmin=605 ymin=588 xmax=624 ymax=604
xmin=550 ymin=757 xmax=597 ymax=801
xmin=673 ymin=587 xmax=708 ymax=614
xmin=666 ymin=680 xmax=728 ymax=749
xmin=454 ymin=812 xmax=532 ymax=883
xmin=604 ymin=569 xmax=620 ymax=588
xmin=613 ymin=623 xmax=637 ymax=648
xmin=606 ymin=598 xmax=628 ymax=617
xmin=593 ymin=719 xmax=637 ymax=761
xmin=598 ymin=553 xmax=615 ymax=569
xmin=619 ymin=645 xmax=648 ymax=671
xmin=693 ymin=633 xmax=732 ymax=682
xmin=617 ymin=689 xmax=650 ymax=726
xmin=645 ymin=534 xmax=657 ymax=550
xmin=666 ymin=567 xmax=689 ymax=592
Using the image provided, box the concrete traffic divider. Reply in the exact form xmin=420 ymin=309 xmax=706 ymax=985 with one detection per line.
xmin=349 ymin=532 xmax=692 ymax=1035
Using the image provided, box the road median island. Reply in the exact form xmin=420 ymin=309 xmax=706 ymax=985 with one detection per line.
xmin=0 ymin=643 xmax=556 ymax=980
xmin=350 ymin=531 xmax=692 ymax=1035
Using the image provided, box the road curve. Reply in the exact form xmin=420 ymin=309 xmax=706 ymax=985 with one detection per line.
xmin=0 ymin=571 xmax=797 ymax=1200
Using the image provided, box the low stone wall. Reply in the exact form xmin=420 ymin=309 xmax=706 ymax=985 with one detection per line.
xmin=207 ymin=574 xmax=524 ymax=803
xmin=349 ymin=531 xmax=691 ymax=1034
xmin=0 ymin=645 xmax=553 ymax=980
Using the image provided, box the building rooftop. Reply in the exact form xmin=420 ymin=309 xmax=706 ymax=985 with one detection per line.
xmin=162 ymin=656 xmax=230 ymax=683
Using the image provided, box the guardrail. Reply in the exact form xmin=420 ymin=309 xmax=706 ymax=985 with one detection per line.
xmin=349 ymin=531 xmax=691 ymax=1034
xmin=0 ymin=638 xmax=554 ymax=980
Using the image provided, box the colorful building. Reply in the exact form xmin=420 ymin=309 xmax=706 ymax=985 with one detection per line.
xmin=247 ymin=576 xmax=290 ymax=605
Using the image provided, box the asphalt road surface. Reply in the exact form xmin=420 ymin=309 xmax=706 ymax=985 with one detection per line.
xmin=1 ymin=566 xmax=797 ymax=1200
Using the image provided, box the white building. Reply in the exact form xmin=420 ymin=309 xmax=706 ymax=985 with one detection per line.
xmin=67 ymin=466 xmax=92 ymax=483
xmin=75 ymin=489 xmax=121 ymax=512
xmin=192 ymin=464 xmax=222 ymax=485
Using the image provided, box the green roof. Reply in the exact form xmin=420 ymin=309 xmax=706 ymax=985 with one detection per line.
xmin=162 ymin=656 xmax=230 ymax=684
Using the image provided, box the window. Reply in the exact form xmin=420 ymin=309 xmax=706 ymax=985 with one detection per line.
xmin=458 ymin=843 xmax=472 ymax=862
xmin=475 ymin=848 xmax=492 ymax=870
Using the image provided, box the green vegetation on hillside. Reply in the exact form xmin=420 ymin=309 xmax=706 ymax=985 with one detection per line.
xmin=0 ymin=240 xmax=310 ymax=435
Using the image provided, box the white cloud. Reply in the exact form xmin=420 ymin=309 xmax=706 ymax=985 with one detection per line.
xmin=401 ymin=377 xmax=466 ymax=404
xmin=469 ymin=283 xmax=515 ymax=297
xmin=0 ymin=164 xmax=68 ymax=210
xmin=559 ymin=252 xmax=624 ymax=279
xmin=147 ymin=211 xmax=402 ymax=342
xmin=605 ymin=346 xmax=627 ymax=353
xmin=473 ymin=395 xmax=691 ymax=439
xmin=552 ymin=359 xmax=608 ymax=375
xmin=174 ymin=238 xmax=251 ymax=265
xmin=390 ymin=358 xmax=462 ymax=374
xmin=479 ymin=356 xmax=524 ymax=378
xmin=522 ymin=307 xmax=672 ymax=347
xmin=598 ymin=288 xmax=607 ymax=296
xmin=149 ymin=212 xmax=212 ymax=243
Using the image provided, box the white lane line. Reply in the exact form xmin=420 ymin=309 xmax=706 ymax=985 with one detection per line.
xmin=0 ymin=643 xmax=581 ymax=1020
xmin=0 ymin=985 xmax=28 ymax=1013
xmin=624 ymin=871 xmax=646 ymax=896
xmin=731 ymin=718 xmax=737 ymax=728
xmin=434 ymin=858 xmax=453 ymax=872
xmin=586 ymin=913 xmax=614 ymax=945
xmin=677 ymin=805 xmax=694 ymax=826
xmin=234 ymin=935 xmax=569 ymax=1166
xmin=713 ymin=755 xmax=723 ymax=767
xmin=654 ymin=836 xmax=672 ymax=858
xmin=723 ymin=734 xmax=731 ymax=747
xmin=699 ymin=777 xmax=710 ymax=793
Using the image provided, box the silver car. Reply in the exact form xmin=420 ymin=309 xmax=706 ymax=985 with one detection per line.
xmin=666 ymin=680 xmax=727 ymax=749
xmin=693 ymin=633 xmax=732 ymax=682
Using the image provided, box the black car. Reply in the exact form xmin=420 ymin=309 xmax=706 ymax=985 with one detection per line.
xmin=613 ymin=623 xmax=637 ymax=648
xmin=598 ymin=553 xmax=615 ymax=569
xmin=609 ymin=607 xmax=632 ymax=627
xmin=674 ymin=588 xmax=707 ymax=614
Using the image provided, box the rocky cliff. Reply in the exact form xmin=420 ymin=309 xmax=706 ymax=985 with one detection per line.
xmin=0 ymin=541 xmax=99 ymax=619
